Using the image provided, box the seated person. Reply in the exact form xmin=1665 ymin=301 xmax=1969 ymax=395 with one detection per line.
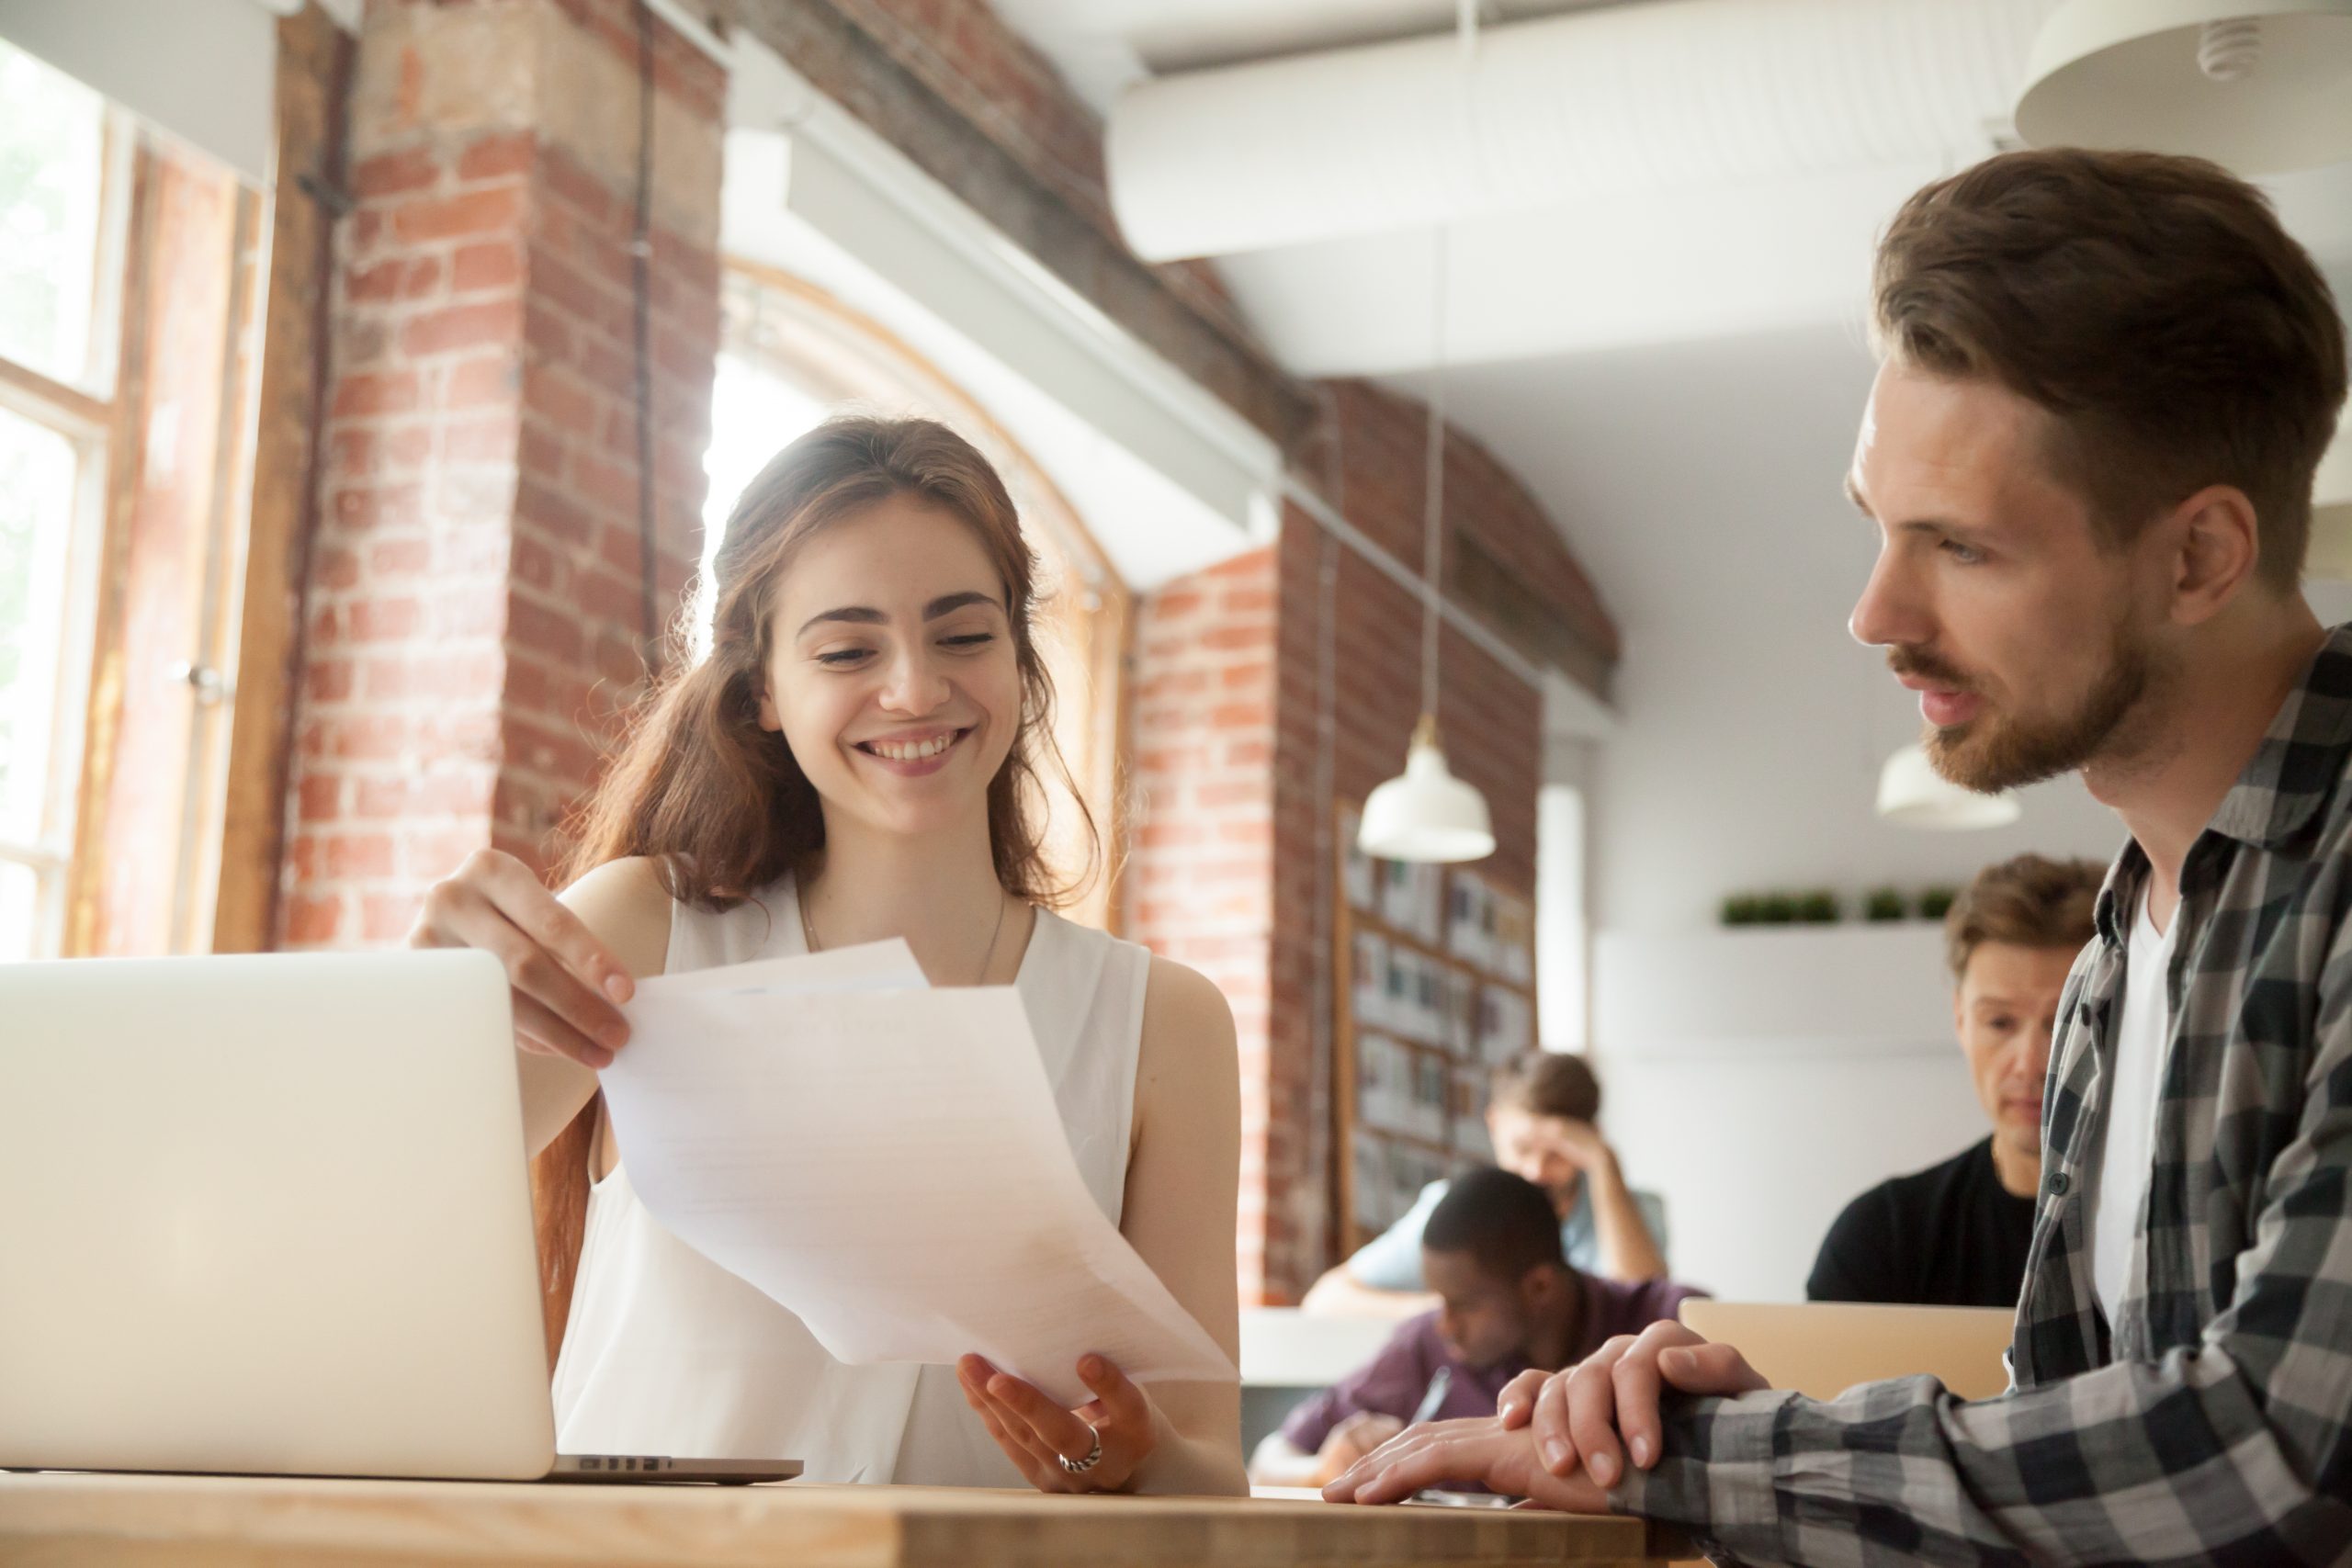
xmin=1305 ymin=1053 xmax=1668 ymax=1318
xmin=1807 ymin=852 xmax=2101 ymax=1307
xmin=1320 ymin=151 xmax=2352 ymax=1564
xmin=1250 ymin=1167 xmax=1702 ymax=1487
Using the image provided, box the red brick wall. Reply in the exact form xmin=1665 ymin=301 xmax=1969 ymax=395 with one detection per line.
xmin=818 ymin=0 xmax=1256 ymax=352
xmin=281 ymin=0 xmax=722 ymax=948
xmin=1122 ymin=550 xmax=1282 ymax=1297
xmin=1295 ymin=380 xmax=1618 ymax=680
xmin=1126 ymin=383 xmax=1611 ymax=1304
xmin=1259 ymin=499 xmax=1550 ymax=1302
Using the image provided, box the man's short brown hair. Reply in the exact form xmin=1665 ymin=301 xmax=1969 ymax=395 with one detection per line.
xmin=1873 ymin=149 xmax=2347 ymax=592
xmin=1490 ymin=1051 xmax=1600 ymax=1123
xmin=1945 ymin=852 xmax=2105 ymax=983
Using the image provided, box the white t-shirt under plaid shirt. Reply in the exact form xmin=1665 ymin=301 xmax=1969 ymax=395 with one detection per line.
xmin=2087 ymin=887 xmax=2179 ymax=1324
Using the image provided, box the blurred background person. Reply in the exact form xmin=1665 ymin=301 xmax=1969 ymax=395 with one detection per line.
xmin=1253 ymin=1168 xmax=1700 ymax=1486
xmin=1306 ymin=1054 xmax=1668 ymax=1319
xmin=1810 ymin=855 xmax=2103 ymax=1307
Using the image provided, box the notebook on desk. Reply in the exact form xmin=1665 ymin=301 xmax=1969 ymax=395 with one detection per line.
xmin=1678 ymin=1299 xmax=2016 ymax=1402
xmin=0 ymin=950 xmax=798 ymax=1486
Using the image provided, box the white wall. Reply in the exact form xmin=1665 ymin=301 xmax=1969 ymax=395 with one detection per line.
xmin=1450 ymin=322 xmax=2137 ymax=938
xmin=1443 ymin=318 xmax=2352 ymax=1300
xmin=1589 ymin=923 xmax=1988 ymax=1300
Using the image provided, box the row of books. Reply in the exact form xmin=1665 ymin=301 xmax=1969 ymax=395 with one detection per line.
xmin=1350 ymin=1128 xmax=1453 ymax=1235
xmin=1341 ymin=825 xmax=1534 ymax=980
xmin=1351 ymin=931 xmax=1535 ymax=1063
xmin=1354 ymin=1031 xmax=1509 ymax=1153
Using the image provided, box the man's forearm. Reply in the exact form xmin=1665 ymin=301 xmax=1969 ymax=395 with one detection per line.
xmin=1615 ymin=1352 xmax=2336 ymax=1567
xmin=1586 ymin=1159 xmax=1668 ymax=1280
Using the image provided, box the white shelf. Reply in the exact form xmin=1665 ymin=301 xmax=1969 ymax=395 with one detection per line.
xmin=1593 ymin=923 xmax=1952 ymax=1060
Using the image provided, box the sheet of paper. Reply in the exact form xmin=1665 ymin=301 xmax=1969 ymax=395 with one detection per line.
xmin=640 ymin=936 xmax=927 ymax=997
xmin=600 ymin=953 xmax=1237 ymax=1406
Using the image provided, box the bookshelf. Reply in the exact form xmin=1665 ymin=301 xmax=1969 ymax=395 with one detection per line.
xmin=1333 ymin=803 xmax=1539 ymax=1255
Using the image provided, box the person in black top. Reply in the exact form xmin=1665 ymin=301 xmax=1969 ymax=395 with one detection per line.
xmin=1808 ymin=853 xmax=2103 ymax=1307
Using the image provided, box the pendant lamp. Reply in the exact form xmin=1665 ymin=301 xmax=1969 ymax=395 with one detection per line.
xmin=2015 ymin=0 xmax=2352 ymax=174
xmin=1359 ymin=228 xmax=1496 ymax=865
xmin=1363 ymin=6 xmax=1495 ymax=865
xmin=1874 ymin=742 xmax=2023 ymax=830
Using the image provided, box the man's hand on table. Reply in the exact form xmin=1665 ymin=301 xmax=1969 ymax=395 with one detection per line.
xmin=1321 ymin=1321 xmax=1770 ymax=1508
xmin=1319 ymin=1413 xmax=1610 ymax=1509
xmin=1315 ymin=1412 xmax=1405 ymax=1483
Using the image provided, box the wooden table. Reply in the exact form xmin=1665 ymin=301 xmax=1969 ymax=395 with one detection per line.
xmin=0 ymin=1473 xmax=1683 ymax=1566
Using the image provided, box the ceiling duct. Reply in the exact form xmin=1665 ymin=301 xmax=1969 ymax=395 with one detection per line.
xmin=1107 ymin=0 xmax=2058 ymax=263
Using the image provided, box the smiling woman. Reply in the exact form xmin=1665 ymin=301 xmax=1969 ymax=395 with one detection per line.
xmin=571 ymin=420 xmax=1089 ymax=917
xmin=707 ymin=264 xmax=1130 ymax=931
xmin=408 ymin=415 xmax=1246 ymax=1496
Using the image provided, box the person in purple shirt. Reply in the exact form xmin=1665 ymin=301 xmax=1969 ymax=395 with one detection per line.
xmin=1249 ymin=1167 xmax=1703 ymax=1488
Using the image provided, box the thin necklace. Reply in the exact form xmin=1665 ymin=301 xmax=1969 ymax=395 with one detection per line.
xmin=799 ymin=878 xmax=1011 ymax=986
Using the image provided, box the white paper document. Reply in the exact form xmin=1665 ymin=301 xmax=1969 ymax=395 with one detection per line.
xmin=598 ymin=942 xmax=1238 ymax=1406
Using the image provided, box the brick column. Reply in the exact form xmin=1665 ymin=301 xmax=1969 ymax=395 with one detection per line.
xmin=282 ymin=0 xmax=722 ymax=947
xmin=1128 ymin=385 xmax=1613 ymax=1305
xmin=1124 ymin=551 xmax=1282 ymax=1301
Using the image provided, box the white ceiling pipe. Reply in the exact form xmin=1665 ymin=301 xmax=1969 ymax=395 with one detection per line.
xmin=1106 ymin=0 xmax=2059 ymax=263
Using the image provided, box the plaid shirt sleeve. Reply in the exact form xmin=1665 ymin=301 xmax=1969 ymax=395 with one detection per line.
xmin=1611 ymin=924 xmax=2352 ymax=1565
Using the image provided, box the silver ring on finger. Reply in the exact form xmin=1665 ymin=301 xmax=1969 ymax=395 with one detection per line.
xmin=1057 ymin=1426 xmax=1105 ymax=1476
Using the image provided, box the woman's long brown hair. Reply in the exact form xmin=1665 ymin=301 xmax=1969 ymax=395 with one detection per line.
xmin=529 ymin=415 xmax=1099 ymax=1361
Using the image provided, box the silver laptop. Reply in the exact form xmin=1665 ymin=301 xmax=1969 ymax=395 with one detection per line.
xmin=0 ymin=950 xmax=797 ymax=1485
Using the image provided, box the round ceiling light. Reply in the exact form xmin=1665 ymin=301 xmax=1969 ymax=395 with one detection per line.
xmin=2015 ymin=0 xmax=2352 ymax=174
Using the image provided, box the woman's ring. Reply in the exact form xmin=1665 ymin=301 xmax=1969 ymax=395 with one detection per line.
xmin=1057 ymin=1426 xmax=1105 ymax=1476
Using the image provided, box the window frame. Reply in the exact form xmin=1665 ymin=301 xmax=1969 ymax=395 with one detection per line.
xmin=0 ymin=101 xmax=133 ymax=961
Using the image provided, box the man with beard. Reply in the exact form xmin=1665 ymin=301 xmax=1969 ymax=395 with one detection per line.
xmin=1321 ymin=148 xmax=2352 ymax=1565
xmin=1807 ymin=852 xmax=2103 ymax=1308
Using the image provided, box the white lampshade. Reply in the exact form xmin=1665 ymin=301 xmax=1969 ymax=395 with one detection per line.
xmin=2015 ymin=0 xmax=2352 ymax=174
xmin=1875 ymin=742 xmax=2023 ymax=830
xmin=1360 ymin=718 xmax=1496 ymax=863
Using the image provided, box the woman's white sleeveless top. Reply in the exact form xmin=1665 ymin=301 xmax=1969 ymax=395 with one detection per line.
xmin=549 ymin=877 xmax=1151 ymax=1485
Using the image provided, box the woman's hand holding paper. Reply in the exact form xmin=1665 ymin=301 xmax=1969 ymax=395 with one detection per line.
xmin=958 ymin=1352 xmax=1160 ymax=1493
xmin=410 ymin=848 xmax=636 ymax=1069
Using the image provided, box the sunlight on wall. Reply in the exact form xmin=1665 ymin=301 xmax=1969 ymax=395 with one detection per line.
xmin=692 ymin=351 xmax=826 ymax=655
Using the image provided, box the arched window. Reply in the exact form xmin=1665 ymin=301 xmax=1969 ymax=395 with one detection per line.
xmin=700 ymin=262 xmax=1131 ymax=930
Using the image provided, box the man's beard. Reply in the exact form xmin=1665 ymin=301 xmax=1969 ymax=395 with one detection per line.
xmin=1895 ymin=622 xmax=2154 ymax=795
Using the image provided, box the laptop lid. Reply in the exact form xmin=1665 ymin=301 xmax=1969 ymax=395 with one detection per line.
xmin=0 ymin=950 xmax=558 ymax=1480
xmin=1676 ymin=1300 xmax=2016 ymax=1402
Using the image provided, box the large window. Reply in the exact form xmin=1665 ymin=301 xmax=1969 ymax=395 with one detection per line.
xmin=697 ymin=349 xmax=828 ymax=639
xmin=0 ymin=34 xmax=267 ymax=963
xmin=0 ymin=41 xmax=119 ymax=959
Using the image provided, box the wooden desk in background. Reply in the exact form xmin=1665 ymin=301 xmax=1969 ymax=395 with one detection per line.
xmin=0 ymin=1472 xmax=1685 ymax=1566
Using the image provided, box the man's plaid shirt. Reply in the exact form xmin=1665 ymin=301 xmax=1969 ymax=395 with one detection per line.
xmin=1616 ymin=625 xmax=2352 ymax=1566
